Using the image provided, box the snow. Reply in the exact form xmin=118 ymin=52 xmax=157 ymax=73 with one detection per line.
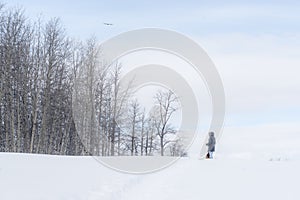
xmin=1 ymin=127 xmax=300 ymax=200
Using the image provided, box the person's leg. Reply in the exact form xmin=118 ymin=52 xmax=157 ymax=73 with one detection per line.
xmin=209 ymin=151 xmax=213 ymax=159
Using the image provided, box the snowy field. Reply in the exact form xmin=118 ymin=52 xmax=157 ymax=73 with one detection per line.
xmin=0 ymin=126 xmax=300 ymax=200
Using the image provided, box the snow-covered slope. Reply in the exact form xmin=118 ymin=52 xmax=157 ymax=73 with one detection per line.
xmin=0 ymin=153 xmax=299 ymax=200
xmin=0 ymin=126 xmax=300 ymax=200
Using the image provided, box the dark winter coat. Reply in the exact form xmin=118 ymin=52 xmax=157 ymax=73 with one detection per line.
xmin=206 ymin=135 xmax=216 ymax=152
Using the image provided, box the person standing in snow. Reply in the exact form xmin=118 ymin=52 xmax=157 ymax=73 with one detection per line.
xmin=206 ymin=131 xmax=216 ymax=159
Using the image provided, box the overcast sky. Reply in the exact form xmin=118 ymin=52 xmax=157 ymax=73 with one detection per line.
xmin=4 ymin=0 xmax=300 ymax=131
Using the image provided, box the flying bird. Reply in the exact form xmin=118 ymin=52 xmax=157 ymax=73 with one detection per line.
xmin=103 ymin=22 xmax=113 ymax=26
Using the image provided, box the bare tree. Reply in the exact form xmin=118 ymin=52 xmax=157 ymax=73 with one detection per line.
xmin=72 ymin=39 xmax=134 ymax=156
xmin=139 ymin=109 xmax=146 ymax=156
xmin=153 ymin=90 xmax=179 ymax=156
xmin=72 ymin=37 xmax=101 ymax=155
xmin=0 ymin=7 xmax=33 ymax=152
xmin=144 ymin=112 xmax=156 ymax=156
xmin=108 ymin=62 xmax=133 ymax=156
xmin=127 ymin=99 xmax=142 ymax=156
xmin=37 ymin=18 xmax=72 ymax=154
xmin=169 ymin=136 xmax=187 ymax=157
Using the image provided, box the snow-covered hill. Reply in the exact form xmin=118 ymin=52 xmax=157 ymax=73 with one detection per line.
xmin=0 ymin=126 xmax=300 ymax=200
xmin=0 ymin=154 xmax=299 ymax=200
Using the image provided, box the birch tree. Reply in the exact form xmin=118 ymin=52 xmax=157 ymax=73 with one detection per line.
xmin=153 ymin=90 xmax=179 ymax=156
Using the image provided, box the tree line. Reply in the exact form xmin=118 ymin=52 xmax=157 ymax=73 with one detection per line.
xmin=0 ymin=4 xmax=185 ymax=157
